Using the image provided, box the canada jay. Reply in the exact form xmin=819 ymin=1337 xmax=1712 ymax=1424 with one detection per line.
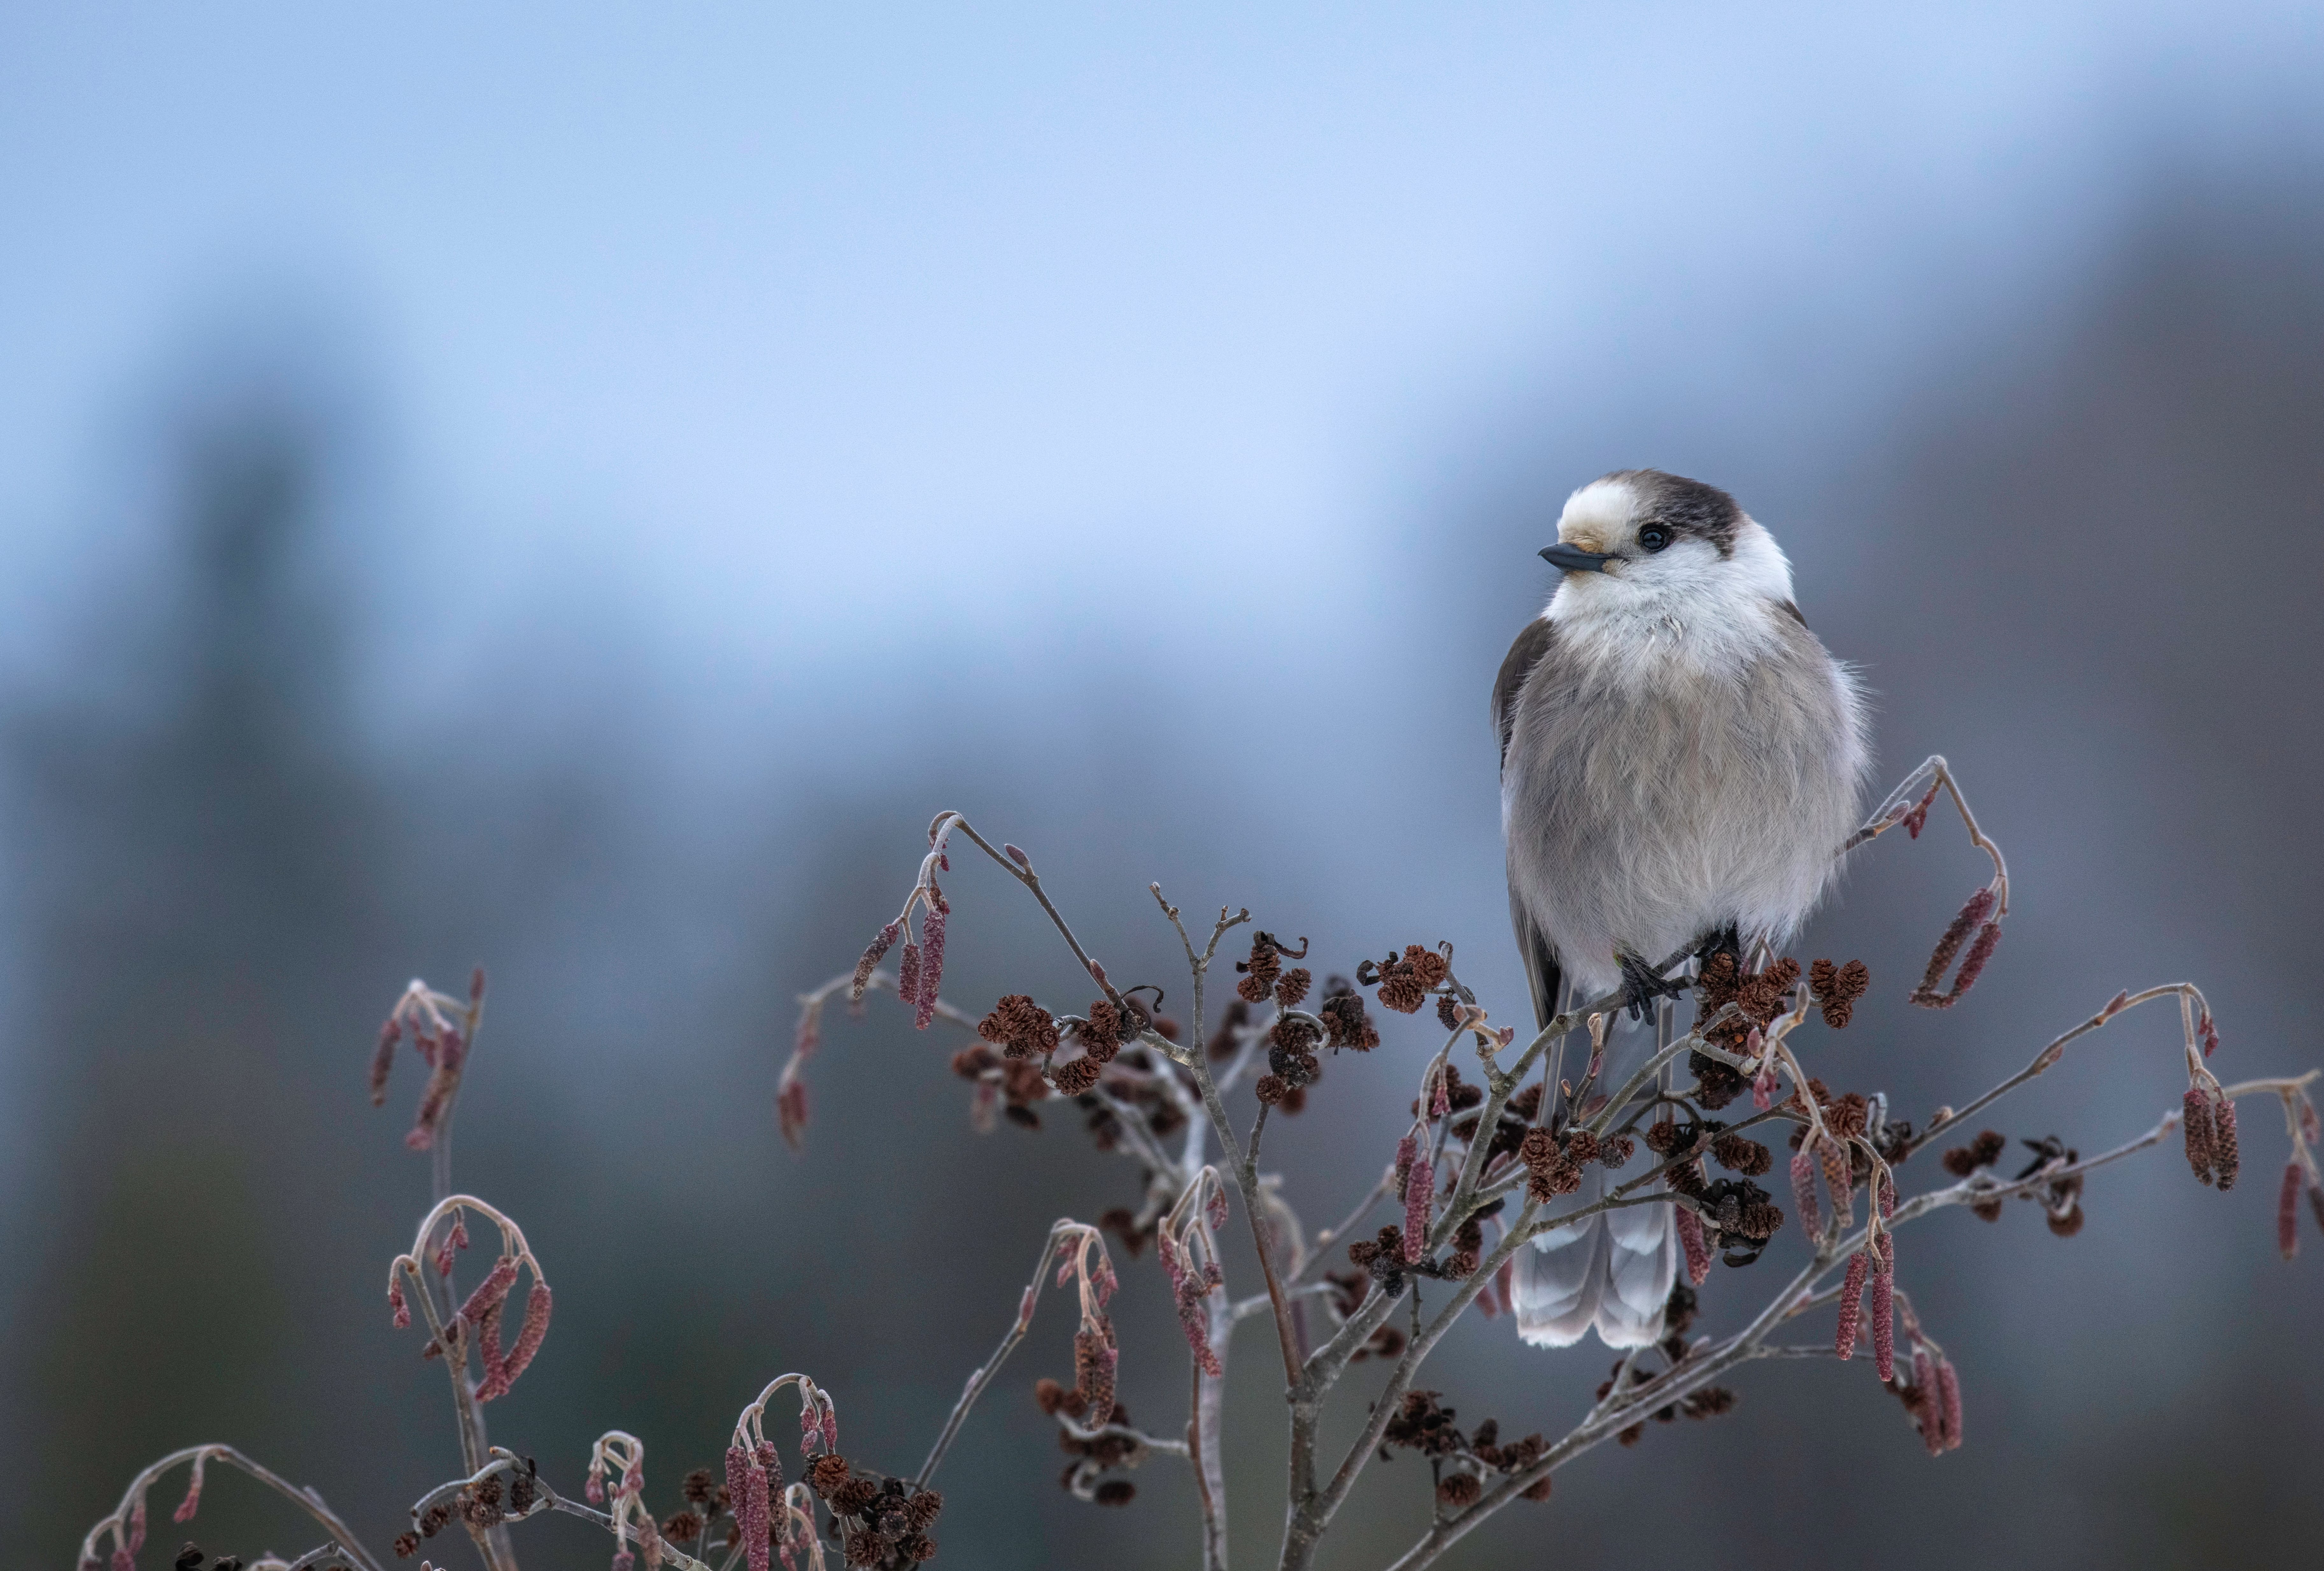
xmin=1495 ymin=469 xmax=1868 ymax=1348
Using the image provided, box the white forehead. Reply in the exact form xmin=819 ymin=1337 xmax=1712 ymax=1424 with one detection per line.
xmin=1557 ymin=477 xmax=1640 ymax=539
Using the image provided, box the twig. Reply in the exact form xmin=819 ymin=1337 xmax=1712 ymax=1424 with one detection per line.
xmin=915 ymin=1219 xmax=1080 ymax=1488
xmin=77 ymin=1446 xmax=388 ymax=1571
xmin=1844 ymin=754 xmax=2011 ymax=913
xmin=1906 ymin=983 xmax=2213 ymax=1156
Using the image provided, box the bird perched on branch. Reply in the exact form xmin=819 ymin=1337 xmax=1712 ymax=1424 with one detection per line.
xmin=1495 ymin=469 xmax=1867 ymax=1348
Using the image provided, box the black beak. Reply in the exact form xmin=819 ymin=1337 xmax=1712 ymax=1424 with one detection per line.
xmin=1539 ymin=542 xmax=1617 ymax=574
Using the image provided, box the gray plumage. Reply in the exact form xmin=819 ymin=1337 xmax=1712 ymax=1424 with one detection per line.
xmin=1496 ymin=469 xmax=1868 ymax=1348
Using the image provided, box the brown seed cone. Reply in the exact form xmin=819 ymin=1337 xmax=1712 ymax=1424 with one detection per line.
xmin=1377 ymin=973 xmax=1427 ymax=1014
xmin=1049 ymin=1055 xmax=1102 ymax=1096
xmin=1518 ymin=1127 xmax=1558 ymax=1177
xmin=1711 ymin=1133 xmax=1772 ymax=1176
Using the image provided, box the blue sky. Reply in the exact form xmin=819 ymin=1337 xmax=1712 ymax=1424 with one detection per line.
xmin=3 ymin=2 xmax=2317 ymax=753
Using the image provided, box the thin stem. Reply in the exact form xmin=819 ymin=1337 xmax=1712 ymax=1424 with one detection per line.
xmin=915 ymin=1220 xmax=1072 ymax=1488
xmin=1191 ymin=1278 xmax=1233 ymax=1571
xmin=937 ymin=814 xmax=1144 ymax=1020
xmin=1843 ymin=754 xmax=2011 ymax=913
xmin=1151 ymin=886 xmax=1300 ymax=1398
xmin=79 ymin=1447 xmax=389 ymax=1571
xmin=1289 ymin=1166 xmax=1397 ymax=1289
xmin=1906 ymin=984 xmax=2200 ymax=1157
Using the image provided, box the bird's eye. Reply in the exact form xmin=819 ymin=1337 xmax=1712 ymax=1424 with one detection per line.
xmin=1637 ymin=525 xmax=1671 ymax=553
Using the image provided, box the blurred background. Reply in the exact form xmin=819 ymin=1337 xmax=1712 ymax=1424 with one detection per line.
xmin=4 ymin=4 xmax=2320 ymax=1567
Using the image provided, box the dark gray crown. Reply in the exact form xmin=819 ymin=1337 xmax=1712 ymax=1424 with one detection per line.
xmin=1598 ymin=468 xmax=1745 ymax=556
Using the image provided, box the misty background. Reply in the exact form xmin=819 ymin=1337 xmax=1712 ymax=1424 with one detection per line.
xmin=4 ymin=5 xmax=2320 ymax=1568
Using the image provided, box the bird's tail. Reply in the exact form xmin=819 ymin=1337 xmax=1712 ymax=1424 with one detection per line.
xmin=1510 ymin=1163 xmax=1675 ymax=1348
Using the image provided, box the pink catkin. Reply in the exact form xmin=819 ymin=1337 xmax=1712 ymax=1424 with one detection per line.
xmin=1902 ymin=782 xmax=1938 ymax=838
xmin=1160 ymin=1235 xmax=1224 ymax=1377
xmin=729 ymin=1445 xmax=771 ymax=1571
xmin=1936 ymin=1357 xmax=1964 ymax=1450
xmin=1400 ymin=1137 xmax=1430 ymax=1261
xmin=1948 ymin=923 xmax=2002 ymax=1000
xmin=1912 ymin=1349 xmax=1941 ymax=1453
xmin=1790 ymin=1151 xmax=1824 ymax=1239
xmin=1870 ymin=1244 xmax=1895 ymax=1382
xmin=1817 ymin=1138 xmax=1855 ymax=1230
xmin=1917 ymin=887 xmax=1994 ymax=996
xmin=895 ymin=943 xmax=922 ymax=1014
xmin=2198 ymin=1009 xmax=2220 ymax=1059
xmin=406 ymin=1029 xmax=465 ymax=1150
xmin=2279 ymin=1161 xmax=2303 ymax=1260
xmin=483 ymin=1283 xmax=552 ymax=1401
xmin=2212 ymin=1094 xmax=2241 ymax=1192
xmin=111 ymin=1552 xmax=133 ymax=1571
xmin=476 ymin=1298 xmax=506 ymax=1386
xmin=456 ymin=1256 xmax=521 ymax=1327
xmin=2183 ymin=1087 xmax=2217 ymax=1184
xmin=369 ymin=1018 xmax=400 ymax=1106
xmin=915 ymin=899 xmax=948 ymax=1029
xmin=1674 ymin=1203 xmax=1712 ymax=1286
xmin=850 ymin=920 xmax=902 ymax=1002
xmin=1833 ymin=1251 xmax=1869 ymax=1360
xmin=776 ymin=1077 xmax=810 ymax=1151
xmin=127 ymin=1499 xmax=145 ymax=1555
xmin=388 ymin=1281 xmax=411 ymax=1330
xmin=173 ymin=1454 xmax=207 ymax=1523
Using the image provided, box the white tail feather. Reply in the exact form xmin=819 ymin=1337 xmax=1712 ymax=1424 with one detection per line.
xmin=1511 ymin=1161 xmax=1675 ymax=1349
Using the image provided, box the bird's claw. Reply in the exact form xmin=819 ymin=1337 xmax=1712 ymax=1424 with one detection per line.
xmin=1614 ymin=952 xmax=1690 ymax=1021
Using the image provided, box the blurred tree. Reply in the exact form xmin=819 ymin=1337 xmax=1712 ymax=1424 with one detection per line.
xmin=1 ymin=390 xmax=397 ymax=1556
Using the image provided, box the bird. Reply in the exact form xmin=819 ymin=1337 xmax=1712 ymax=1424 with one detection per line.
xmin=1494 ymin=469 xmax=1868 ymax=1348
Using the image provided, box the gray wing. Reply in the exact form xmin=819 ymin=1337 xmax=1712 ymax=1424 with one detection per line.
xmin=1498 ymin=613 xmax=1674 ymax=1347
xmin=1495 ymin=616 xmax=1563 ymax=1030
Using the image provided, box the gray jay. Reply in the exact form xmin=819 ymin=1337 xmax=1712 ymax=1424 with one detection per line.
xmin=1495 ymin=469 xmax=1868 ymax=1348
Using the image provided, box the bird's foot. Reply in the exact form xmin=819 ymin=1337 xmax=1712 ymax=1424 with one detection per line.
xmin=1614 ymin=951 xmax=1690 ymax=1022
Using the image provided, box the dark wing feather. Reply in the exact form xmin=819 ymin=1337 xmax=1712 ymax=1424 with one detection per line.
xmin=1509 ymin=876 xmax=1563 ymax=1032
xmin=1493 ymin=615 xmax=1558 ymax=769
xmin=1495 ymin=616 xmax=1564 ymax=1028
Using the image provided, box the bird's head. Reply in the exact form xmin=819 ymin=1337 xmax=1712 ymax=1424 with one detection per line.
xmin=1539 ymin=469 xmax=1792 ymax=617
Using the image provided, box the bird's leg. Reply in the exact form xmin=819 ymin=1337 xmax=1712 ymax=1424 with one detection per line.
xmin=1613 ymin=951 xmax=1690 ymax=1021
